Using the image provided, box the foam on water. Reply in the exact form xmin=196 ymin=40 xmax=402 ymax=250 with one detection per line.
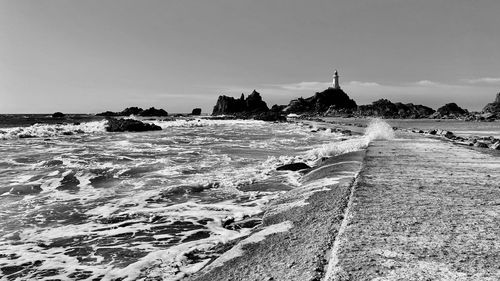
xmin=0 ymin=118 xmax=396 ymax=280
xmin=0 ymin=120 xmax=107 ymax=139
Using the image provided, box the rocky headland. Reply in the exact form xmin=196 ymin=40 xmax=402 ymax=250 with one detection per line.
xmin=212 ymin=90 xmax=286 ymax=121
xmin=211 ymin=86 xmax=500 ymax=121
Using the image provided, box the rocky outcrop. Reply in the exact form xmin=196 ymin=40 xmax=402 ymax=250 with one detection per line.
xmin=105 ymin=118 xmax=162 ymax=132
xmin=276 ymin=162 xmax=311 ymax=171
xmin=52 ymin=112 xmax=65 ymax=118
xmin=482 ymin=93 xmax=500 ymax=116
xmin=356 ymin=99 xmax=435 ymax=118
xmin=431 ymin=103 xmax=468 ymax=119
xmin=191 ymin=108 xmax=202 ymax=115
xmin=97 ymin=107 xmax=168 ymax=117
xmin=139 ymin=107 xmax=169 ymax=117
xmin=212 ymin=90 xmax=269 ymax=115
xmin=284 ymin=88 xmax=357 ymax=114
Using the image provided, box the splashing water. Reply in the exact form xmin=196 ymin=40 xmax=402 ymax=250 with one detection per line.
xmin=364 ymin=118 xmax=395 ymax=141
xmin=304 ymin=118 xmax=394 ymax=162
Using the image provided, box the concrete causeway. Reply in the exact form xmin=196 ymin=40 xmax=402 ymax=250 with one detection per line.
xmin=190 ymin=132 xmax=500 ymax=281
xmin=326 ymin=133 xmax=500 ymax=280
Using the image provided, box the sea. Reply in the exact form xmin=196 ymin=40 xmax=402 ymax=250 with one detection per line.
xmin=0 ymin=114 xmax=383 ymax=281
xmin=0 ymin=115 xmax=497 ymax=281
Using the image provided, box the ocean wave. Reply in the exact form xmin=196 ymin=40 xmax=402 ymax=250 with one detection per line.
xmin=0 ymin=121 xmax=107 ymax=140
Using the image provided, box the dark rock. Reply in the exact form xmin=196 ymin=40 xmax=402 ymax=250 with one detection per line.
xmin=105 ymin=118 xmax=162 ymax=132
xmin=212 ymin=90 xmax=269 ymax=115
xmin=52 ymin=112 xmax=65 ymax=118
xmin=482 ymin=93 xmax=500 ymax=117
xmin=474 ymin=142 xmax=489 ymax=148
xmin=96 ymin=111 xmax=120 ymax=117
xmin=356 ymin=99 xmax=435 ymax=118
xmin=285 ymin=88 xmax=357 ymax=114
xmin=57 ymin=173 xmax=80 ymax=190
xmin=431 ymin=103 xmax=469 ymax=119
xmin=9 ymin=184 xmax=43 ymax=195
xmin=97 ymin=107 xmax=168 ymax=117
xmin=276 ymin=163 xmax=311 ymax=171
xmin=191 ymin=108 xmax=202 ymax=115
xmin=121 ymin=107 xmax=144 ymax=116
xmin=223 ymin=217 xmax=262 ymax=230
xmin=139 ymin=107 xmax=169 ymax=117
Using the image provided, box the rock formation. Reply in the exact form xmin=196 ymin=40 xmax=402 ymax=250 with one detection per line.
xmin=52 ymin=112 xmax=65 ymax=118
xmin=139 ymin=107 xmax=169 ymax=117
xmin=356 ymin=99 xmax=435 ymax=118
xmin=105 ymin=118 xmax=162 ymax=132
xmin=431 ymin=103 xmax=468 ymax=119
xmin=191 ymin=108 xmax=202 ymax=115
xmin=212 ymin=90 xmax=269 ymax=115
xmin=482 ymin=92 xmax=500 ymax=115
xmin=97 ymin=107 xmax=168 ymax=117
xmin=284 ymin=88 xmax=357 ymax=114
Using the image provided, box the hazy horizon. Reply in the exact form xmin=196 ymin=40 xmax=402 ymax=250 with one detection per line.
xmin=2 ymin=0 xmax=500 ymax=114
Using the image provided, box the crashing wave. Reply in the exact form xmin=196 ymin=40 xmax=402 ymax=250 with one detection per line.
xmin=0 ymin=121 xmax=108 ymax=140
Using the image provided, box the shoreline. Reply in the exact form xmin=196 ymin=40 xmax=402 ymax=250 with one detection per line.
xmin=188 ymin=149 xmax=366 ymax=281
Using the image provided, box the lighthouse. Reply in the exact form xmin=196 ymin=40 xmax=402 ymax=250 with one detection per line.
xmin=333 ymin=70 xmax=340 ymax=89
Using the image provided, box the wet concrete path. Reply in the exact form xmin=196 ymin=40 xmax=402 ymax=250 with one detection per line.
xmin=326 ymin=134 xmax=500 ymax=280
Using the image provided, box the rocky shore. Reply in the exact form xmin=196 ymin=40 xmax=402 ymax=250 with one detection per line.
xmin=400 ymin=127 xmax=500 ymax=151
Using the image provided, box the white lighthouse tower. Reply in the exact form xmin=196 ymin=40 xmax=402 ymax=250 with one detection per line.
xmin=333 ymin=70 xmax=340 ymax=89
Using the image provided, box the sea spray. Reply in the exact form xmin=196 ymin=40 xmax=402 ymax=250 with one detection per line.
xmin=303 ymin=118 xmax=394 ymax=164
xmin=365 ymin=118 xmax=395 ymax=141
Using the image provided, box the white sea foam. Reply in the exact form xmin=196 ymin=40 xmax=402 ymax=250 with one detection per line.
xmin=0 ymin=120 xmax=107 ymax=139
xmin=365 ymin=118 xmax=395 ymax=141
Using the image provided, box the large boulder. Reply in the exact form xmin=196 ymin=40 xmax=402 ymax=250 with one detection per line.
xmin=482 ymin=93 xmax=500 ymax=116
xmin=52 ymin=112 xmax=65 ymax=118
xmin=191 ymin=108 xmax=202 ymax=115
xmin=284 ymin=88 xmax=357 ymax=114
xmin=105 ymin=118 xmax=162 ymax=132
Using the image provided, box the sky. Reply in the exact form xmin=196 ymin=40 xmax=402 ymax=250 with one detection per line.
xmin=1 ymin=0 xmax=500 ymax=114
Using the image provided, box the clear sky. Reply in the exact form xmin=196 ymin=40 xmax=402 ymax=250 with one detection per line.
xmin=1 ymin=0 xmax=499 ymax=113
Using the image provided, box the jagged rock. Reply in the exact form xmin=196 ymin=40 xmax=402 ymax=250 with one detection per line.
xmin=285 ymin=88 xmax=357 ymax=114
xmin=191 ymin=108 xmax=202 ymax=115
xmin=212 ymin=90 xmax=269 ymax=115
xmin=276 ymin=163 xmax=311 ymax=171
xmin=52 ymin=112 xmax=65 ymax=118
xmin=482 ymin=93 xmax=500 ymax=116
xmin=356 ymin=99 xmax=435 ymax=118
xmin=139 ymin=107 xmax=169 ymax=117
xmin=57 ymin=173 xmax=80 ymax=190
xmin=122 ymin=107 xmax=144 ymax=116
xmin=105 ymin=118 xmax=162 ymax=132
xmin=97 ymin=107 xmax=168 ymax=117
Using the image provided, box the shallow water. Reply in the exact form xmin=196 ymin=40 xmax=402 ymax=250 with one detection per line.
xmin=0 ymin=118 xmax=366 ymax=280
xmin=326 ymin=117 xmax=500 ymax=138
